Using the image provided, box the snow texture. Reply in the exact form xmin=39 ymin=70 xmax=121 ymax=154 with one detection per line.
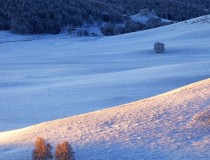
xmin=0 ymin=78 xmax=210 ymax=159
xmin=0 ymin=15 xmax=210 ymax=132
xmin=0 ymin=15 xmax=210 ymax=160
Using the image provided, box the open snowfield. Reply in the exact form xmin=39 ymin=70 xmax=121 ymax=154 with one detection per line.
xmin=0 ymin=78 xmax=210 ymax=159
xmin=0 ymin=15 xmax=210 ymax=132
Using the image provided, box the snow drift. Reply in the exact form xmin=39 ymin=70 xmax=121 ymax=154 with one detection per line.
xmin=0 ymin=78 xmax=210 ymax=159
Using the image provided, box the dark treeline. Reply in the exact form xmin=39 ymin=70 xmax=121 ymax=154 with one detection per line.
xmin=0 ymin=0 xmax=124 ymax=34
xmin=0 ymin=0 xmax=209 ymax=35
xmin=102 ymin=0 xmax=210 ymax=21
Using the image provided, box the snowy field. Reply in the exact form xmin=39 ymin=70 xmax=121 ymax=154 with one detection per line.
xmin=0 ymin=78 xmax=210 ymax=160
xmin=0 ymin=15 xmax=210 ymax=132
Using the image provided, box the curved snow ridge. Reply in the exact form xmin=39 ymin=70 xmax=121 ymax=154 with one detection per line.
xmin=185 ymin=15 xmax=210 ymax=24
xmin=0 ymin=78 xmax=210 ymax=159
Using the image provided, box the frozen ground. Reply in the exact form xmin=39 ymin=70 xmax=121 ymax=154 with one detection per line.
xmin=0 ymin=78 xmax=210 ymax=159
xmin=0 ymin=15 xmax=210 ymax=131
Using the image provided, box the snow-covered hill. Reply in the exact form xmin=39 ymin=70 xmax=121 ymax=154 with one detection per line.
xmin=0 ymin=15 xmax=210 ymax=132
xmin=0 ymin=78 xmax=210 ymax=159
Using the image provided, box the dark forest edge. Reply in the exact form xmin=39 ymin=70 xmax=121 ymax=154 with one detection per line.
xmin=0 ymin=0 xmax=209 ymax=36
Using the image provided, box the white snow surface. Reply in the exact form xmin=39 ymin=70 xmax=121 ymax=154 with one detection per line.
xmin=131 ymin=13 xmax=171 ymax=24
xmin=0 ymin=15 xmax=210 ymax=132
xmin=0 ymin=78 xmax=210 ymax=159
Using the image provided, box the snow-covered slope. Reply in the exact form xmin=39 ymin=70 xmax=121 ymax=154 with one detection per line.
xmin=0 ymin=78 xmax=210 ymax=160
xmin=131 ymin=12 xmax=171 ymax=24
xmin=0 ymin=15 xmax=210 ymax=131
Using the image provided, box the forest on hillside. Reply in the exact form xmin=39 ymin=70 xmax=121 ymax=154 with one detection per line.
xmin=103 ymin=0 xmax=210 ymax=20
xmin=0 ymin=0 xmax=209 ymax=35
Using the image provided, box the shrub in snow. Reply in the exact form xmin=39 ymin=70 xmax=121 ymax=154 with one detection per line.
xmin=32 ymin=137 xmax=53 ymax=160
xmin=124 ymin=21 xmax=145 ymax=33
xmin=147 ymin=17 xmax=173 ymax=29
xmin=147 ymin=17 xmax=162 ymax=28
xmin=77 ymin=29 xmax=89 ymax=36
xmin=154 ymin=42 xmax=165 ymax=53
xmin=90 ymin=32 xmax=98 ymax=37
xmin=55 ymin=141 xmax=75 ymax=160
